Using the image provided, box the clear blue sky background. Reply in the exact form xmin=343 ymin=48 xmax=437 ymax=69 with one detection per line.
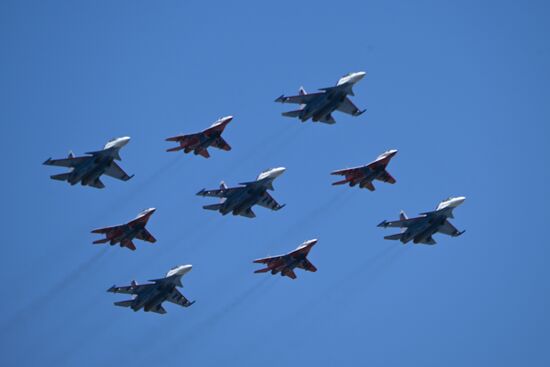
xmin=1 ymin=0 xmax=549 ymax=366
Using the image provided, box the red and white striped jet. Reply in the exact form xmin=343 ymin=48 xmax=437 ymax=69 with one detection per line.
xmin=165 ymin=116 xmax=233 ymax=158
xmin=91 ymin=208 xmax=157 ymax=251
xmin=253 ymin=239 xmax=318 ymax=280
xmin=331 ymin=149 xmax=398 ymax=191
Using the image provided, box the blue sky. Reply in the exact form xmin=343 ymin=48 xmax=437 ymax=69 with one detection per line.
xmin=1 ymin=0 xmax=549 ymax=366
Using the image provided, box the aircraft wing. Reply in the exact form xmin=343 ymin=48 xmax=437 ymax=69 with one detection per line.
xmin=210 ymin=137 xmax=231 ymax=151
xmin=166 ymin=289 xmax=195 ymax=308
xmin=104 ymin=162 xmax=133 ymax=181
xmin=378 ymin=216 xmax=426 ymax=228
xmin=375 ymin=171 xmax=396 ymax=184
xmin=43 ymin=156 xmax=89 ymax=168
xmin=253 ymin=254 xmax=284 ymax=266
xmin=108 ymin=283 xmax=153 ymax=295
xmin=165 ymin=132 xmax=200 ymax=143
xmin=196 ymin=186 xmax=242 ymax=198
xmin=437 ymin=220 xmax=462 ymax=236
xmin=257 ymin=192 xmax=285 ymax=211
xmin=135 ymin=228 xmax=157 ymax=243
xmin=331 ymin=166 xmax=365 ymax=177
xmin=276 ymin=92 xmax=323 ymax=105
xmin=91 ymin=224 xmax=123 ymax=234
xmin=336 ymin=97 xmax=365 ymax=116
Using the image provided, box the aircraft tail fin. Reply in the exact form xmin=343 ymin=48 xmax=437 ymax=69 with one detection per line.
xmin=299 ymin=86 xmax=307 ymax=95
xmin=282 ymin=109 xmax=303 ymax=118
xmin=203 ymin=203 xmax=223 ymax=211
xmin=400 ymin=210 xmax=408 ymax=221
xmin=50 ymin=173 xmax=71 ymax=181
xmin=114 ymin=300 xmax=134 ymax=308
xmin=384 ymin=233 xmax=404 ymax=241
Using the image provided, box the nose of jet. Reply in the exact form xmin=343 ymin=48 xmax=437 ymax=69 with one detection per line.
xmin=304 ymin=239 xmax=318 ymax=247
xmin=350 ymin=71 xmax=366 ymax=83
xmin=221 ymin=115 xmax=233 ymax=124
xmin=268 ymin=167 xmax=286 ymax=178
xmin=451 ymin=196 xmax=466 ymax=207
xmin=115 ymin=136 xmax=131 ymax=148
xmin=144 ymin=208 xmax=156 ymax=216
xmin=176 ymin=264 xmax=193 ymax=275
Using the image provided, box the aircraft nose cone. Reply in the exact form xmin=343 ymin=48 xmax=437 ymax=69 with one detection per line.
xmin=182 ymin=264 xmax=193 ymax=273
xmin=272 ymin=167 xmax=286 ymax=177
xmin=352 ymin=71 xmax=366 ymax=82
xmin=454 ymin=196 xmax=466 ymax=205
xmin=305 ymin=239 xmax=318 ymax=246
xmin=118 ymin=136 xmax=131 ymax=147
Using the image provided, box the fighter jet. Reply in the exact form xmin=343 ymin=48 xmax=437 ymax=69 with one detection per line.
xmin=378 ymin=197 xmax=466 ymax=245
xmin=253 ymin=239 xmax=318 ymax=279
xmin=331 ymin=149 xmax=398 ymax=191
xmin=275 ymin=72 xmax=366 ymax=124
xmin=43 ymin=137 xmax=133 ymax=189
xmin=165 ymin=116 xmax=233 ymax=158
xmin=91 ymin=208 xmax=157 ymax=251
xmin=108 ymin=265 xmax=195 ymax=314
xmin=196 ymin=167 xmax=286 ymax=218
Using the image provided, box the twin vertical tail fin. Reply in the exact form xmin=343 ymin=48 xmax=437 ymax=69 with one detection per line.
xmin=299 ymin=86 xmax=307 ymax=95
xmin=219 ymin=181 xmax=227 ymax=203
xmin=399 ymin=211 xmax=408 ymax=233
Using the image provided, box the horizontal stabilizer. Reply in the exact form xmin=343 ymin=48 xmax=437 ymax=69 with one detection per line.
xmin=282 ymin=109 xmax=303 ymax=118
xmin=203 ymin=203 xmax=223 ymax=211
xmin=114 ymin=300 xmax=134 ymax=308
xmin=384 ymin=233 xmax=403 ymax=241
xmin=166 ymin=146 xmax=184 ymax=152
xmin=254 ymin=267 xmax=271 ymax=273
xmin=332 ymin=178 xmax=351 ymax=185
xmin=50 ymin=173 xmax=71 ymax=181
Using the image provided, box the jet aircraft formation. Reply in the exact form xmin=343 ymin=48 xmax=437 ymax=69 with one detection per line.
xmin=43 ymin=71 xmax=465 ymax=314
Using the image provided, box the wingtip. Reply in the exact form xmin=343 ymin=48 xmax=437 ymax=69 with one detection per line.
xmin=275 ymin=94 xmax=286 ymax=103
xmin=355 ymin=109 xmax=367 ymax=116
